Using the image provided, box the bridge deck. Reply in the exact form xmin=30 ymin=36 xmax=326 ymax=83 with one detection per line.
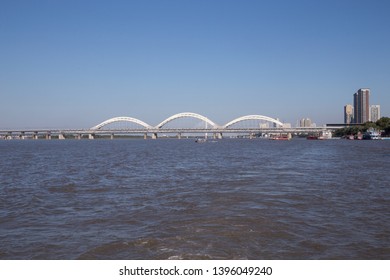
xmin=1 ymin=127 xmax=335 ymax=139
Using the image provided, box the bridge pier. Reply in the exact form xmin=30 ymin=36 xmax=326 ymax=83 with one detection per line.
xmin=46 ymin=133 xmax=51 ymax=140
xmin=33 ymin=132 xmax=38 ymax=140
xmin=144 ymin=133 xmax=148 ymax=140
xmin=111 ymin=133 xmax=114 ymax=140
xmin=88 ymin=134 xmax=95 ymax=140
xmin=177 ymin=133 xmax=181 ymax=139
xmin=213 ymin=132 xmax=223 ymax=139
xmin=75 ymin=134 xmax=82 ymax=140
xmin=152 ymin=133 xmax=158 ymax=139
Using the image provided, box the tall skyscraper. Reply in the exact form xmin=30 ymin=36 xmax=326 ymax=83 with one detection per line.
xmin=353 ymin=88 xmax=370 ymax=123
xmin=370 ymin=105 xmax=381 ymax=122
xmin=344 ymin=104 xmax=354 ymax=124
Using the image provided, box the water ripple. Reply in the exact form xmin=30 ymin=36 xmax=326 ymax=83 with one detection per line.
xmin=0 ymin=139 xmax=389 ymax=259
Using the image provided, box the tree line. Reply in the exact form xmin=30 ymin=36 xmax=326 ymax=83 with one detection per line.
xmin=334 ymin=117 xmax=390 ymax=137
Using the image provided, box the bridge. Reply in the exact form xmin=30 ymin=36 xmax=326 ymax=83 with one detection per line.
xmin=0 ymin=112 xmax=334 ymax=140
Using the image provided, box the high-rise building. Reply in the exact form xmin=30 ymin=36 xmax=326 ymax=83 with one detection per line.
xmin=300 ymin=118 xmax=312 ymax=127
xmin=353 ymin=88 xmax=370 ymax=123
xmin=344 ymin=104 xmax=354 ymax=124
xmin=370 ymin=105 xmax=381 ymax=122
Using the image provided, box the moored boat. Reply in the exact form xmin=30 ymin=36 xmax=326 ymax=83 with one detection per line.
xmin=271 ymin=134 xmax=291 ymax=140
xmin=307 ymin=131 xmax=332 ymax=140
xmin=195 ymin=138 xmax=207 ymax=143
xmin=363 ymin=128 xmax=382 ymax=140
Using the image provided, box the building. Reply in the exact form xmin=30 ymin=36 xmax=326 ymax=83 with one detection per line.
xmin=259 ymin=123 xmax=269 ymax=129
xmin=273 ymin=118 xmax=283 ymax=128
xmin=300 ymin=118 xmax=312 ymax=127
xmin=370 ymin=105 xmax=381 ymax=122
xmin=353 ymin=88 xmax=370 ymax=123
xmin=344 ymin=104 xmax=354 ymax=124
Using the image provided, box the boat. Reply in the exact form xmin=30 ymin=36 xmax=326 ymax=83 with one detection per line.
xmin=363 ymin=128 xmax=382 ymax=140
xmin=195 ymin=138 xmax=207 ymax=143
xmin=356 ymin=132 xmax=363 ymax=140
xmin=347 ymin=132 xmax=363 ymax=140
xmin=270 ymin=134 xmax=291 ymax=140
xmin=319 ymin=131 xmax=332 ymax=140
xmin=307 ymin=131 xmax=332 ymax=140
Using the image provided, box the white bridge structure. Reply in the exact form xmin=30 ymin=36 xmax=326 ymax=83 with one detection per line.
xmin=91 ymin=112 xmax=284 ymax=130
xmin=1 ymin=112 xmax=332 ymax=140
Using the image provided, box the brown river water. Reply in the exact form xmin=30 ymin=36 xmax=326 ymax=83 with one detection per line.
xmin=0 ymin=139 xmax=389 ymax=259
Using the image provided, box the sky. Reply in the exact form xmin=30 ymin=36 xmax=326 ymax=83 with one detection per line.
xmin=1 ymin=0 xmax=389 ymax=129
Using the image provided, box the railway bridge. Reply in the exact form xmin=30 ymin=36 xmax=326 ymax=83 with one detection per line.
xmin=0 ymin=112 xmax=334 ymax=140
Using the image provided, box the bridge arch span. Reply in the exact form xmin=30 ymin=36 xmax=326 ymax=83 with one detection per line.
xmin=91 ymin=117 xmax=153 ymax=130
xmin=156 ymin=112 xmax=218 ymax=128
xmin=224 ymin=115 xmax=284 ymax=128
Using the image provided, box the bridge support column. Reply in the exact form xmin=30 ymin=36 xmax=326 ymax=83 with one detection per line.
xmin=152 ymin=133 xmax=158 ymax=139
xmin=75 ymin=134 xmax=82 ymax=140
xmin=46 ymin=133 xmax=51 ymax=140
xmin=33 ymin=132 xmax=38 ymax=140
xmin=19 ymin=132 xmax=25 ymax=140
xmin=144 ymin=133 xmax=148 ymax=140
xmin=177 ymin=133 xmax=181 ymax=139
xmin=88 ymin=134 xmax=95 ymax=140
xmin=111 ymin=133 xmax=114 ymax=140
xmin=59 ymin=133 xmax=65 ymax=140
xmin=213 ymin=133 xmax=223 ymax=139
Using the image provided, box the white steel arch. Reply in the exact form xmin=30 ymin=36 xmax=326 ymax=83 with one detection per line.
xmin=224 ymin=115 xmax=284 ymax=128
xmin=156 ymin=112 xmax=218 ymax=128
xmin=91 ymin=117 xmax=153 ymax=130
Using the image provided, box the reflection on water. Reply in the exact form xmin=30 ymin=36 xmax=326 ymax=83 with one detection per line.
xmin=0 ymin=139 xmax=389 ymax=259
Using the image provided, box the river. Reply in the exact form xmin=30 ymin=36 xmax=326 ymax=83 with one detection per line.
xmin=0 ymin=139 xmax=389 ymax=259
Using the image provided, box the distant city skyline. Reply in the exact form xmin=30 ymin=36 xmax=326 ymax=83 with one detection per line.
xmin=344 ymin=88 xmax=382 ymax=124
xmin=1 ymin=0 xmax=389 ymax=129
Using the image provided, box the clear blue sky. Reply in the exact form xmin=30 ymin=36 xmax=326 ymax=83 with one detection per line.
xmin=1 ymin=0 xmax=389 ymax=128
